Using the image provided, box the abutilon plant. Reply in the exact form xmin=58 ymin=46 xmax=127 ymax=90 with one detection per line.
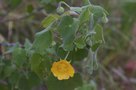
xmin=0 ymin=0 xmax=108 ymax=90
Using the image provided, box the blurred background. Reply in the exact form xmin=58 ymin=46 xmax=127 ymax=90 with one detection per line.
xmin=0 ymin=0 xmax=136 ymax=90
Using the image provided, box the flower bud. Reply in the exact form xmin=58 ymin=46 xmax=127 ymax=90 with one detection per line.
xmin=57 ymin=6 xmax=64 ymax=14
xmin=102 ymin=15 xmax=108 ymax=23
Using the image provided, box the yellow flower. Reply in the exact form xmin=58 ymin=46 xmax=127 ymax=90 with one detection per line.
xmin=51 ymin=60 xmax=75 ymax=80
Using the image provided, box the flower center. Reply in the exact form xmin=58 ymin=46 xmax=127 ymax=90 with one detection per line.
xmin=57 ymin=62 xmax=68 ymax=73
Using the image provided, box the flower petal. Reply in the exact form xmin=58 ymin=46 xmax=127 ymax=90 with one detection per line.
xmin=51 ymin=59 xmax=75 ymax=80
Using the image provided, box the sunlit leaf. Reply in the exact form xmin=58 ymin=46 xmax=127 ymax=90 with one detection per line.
xmin=79 ymin=6 xmax=91 ymax=25
xmin=42 ymin=14 xmax=60 ymax=28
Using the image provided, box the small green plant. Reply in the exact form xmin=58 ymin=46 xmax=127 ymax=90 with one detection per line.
xmin=0 ymin=1 xmax=108 ymax=90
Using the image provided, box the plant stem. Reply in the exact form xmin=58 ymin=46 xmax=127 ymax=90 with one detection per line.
xmin=59 ymin=1 xmax=71 ymax=9
xmin=64 ymin=51 xmax=70 ymax=60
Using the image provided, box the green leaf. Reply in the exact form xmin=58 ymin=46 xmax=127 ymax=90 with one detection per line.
xmin=32 ymin=28 xmax=53 ymax=52
xmin=91 ymin=42 xmax=101 ymax=52
xmin=92 ymin=6 xmax=104 ymax=16
xmin=69 ymin=49 xmax=88 ymax=61
xmin=30 ymin=53 xmax=42 ymax=72
xmin=75 ymin=81 xmax=97 ymax=90
xmin=41 ymin=14 xmax=60 ymax=28
xmin=56 ymin=46 xmax=88 ymax=61
xmin=74 ymin=36 xmax=86 ymax=49
xmin=46 ymin=73 xmax=83 ymax=90
xmin=35 ymin=60 xmax=51 ymax=79
xmin=17 ymin=72 xmax=40 ymax=90
xmin=12 ymin=47 xmax=27 ymax=67
xmin=9 ymin=71 xmax=20 ymax=88
xmin=58 ymin=16 xmax=79 ymax=51
xmin=55 ymin=45 xmax=67 ymax=59
xmin=18 ymin=76 xmax=30 ymax=90
xmin=94 ymin=24 xmax=104 ymax=42
xmin=91 ymin=5 xmax=108 ymax=22
xmin=27 ymin=72 xmax=41 ymax=88
xmin=79 ymin=6 xmax=91 ymax=25
xmin=30 ymin=53 xmax=51 ymax=79
xmin=3 ymin=65 xmax=15 ymax=78
xmin=91 ymin=24 xmax=104 ymax=52
xmin=24 ymin=39 xmax=32 ymax=51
